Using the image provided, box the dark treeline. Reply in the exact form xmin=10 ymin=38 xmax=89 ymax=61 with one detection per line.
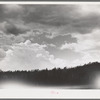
xmin=0 ymin=62 xmax=100 ymax=86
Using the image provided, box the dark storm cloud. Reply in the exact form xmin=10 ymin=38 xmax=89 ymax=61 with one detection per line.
xmin=22 ymin=5 xmax=100 ymax=34
xmin=0 ymin=5 xmax=29 ymax=35
xmin=23 ymin=5 xmax=78 ymax=26
xmin=1 ymin=4 xmax=100 ymax=37
xmin=0 ymin=5 xmax=24 ymax=22
xmin=0 ymin=5 xmax=7 ymax=22
xmin=4 ymin=22 xmax=29 ymax=35
xmin=71 ymin=15 xmax=100 ymax=34
xmin=2 ymin=5 xmax=25 ymax=19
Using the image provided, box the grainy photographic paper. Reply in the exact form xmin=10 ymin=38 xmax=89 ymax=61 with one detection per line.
xmin=0 ymin=1 xmax=100 ymax=89
xmin=0 ymin=1 xmax=99 ymax=92
xmin=0 ymin=1 xmax=100 ymax=99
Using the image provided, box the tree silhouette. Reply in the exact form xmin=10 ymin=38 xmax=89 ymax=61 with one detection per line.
xmin=0 ymin=62 xmax=99 ymax=87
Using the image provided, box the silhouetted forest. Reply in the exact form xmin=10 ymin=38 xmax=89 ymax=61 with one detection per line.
xmin=0 ymin=62 xmax=100 ymax=86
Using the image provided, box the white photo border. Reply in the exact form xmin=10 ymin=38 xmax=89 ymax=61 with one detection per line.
xmin=0 ymin=1 xmax=99 ymax=99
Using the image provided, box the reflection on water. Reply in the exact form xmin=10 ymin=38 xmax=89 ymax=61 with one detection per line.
xmin=0 ymin=80 xmax=35 ymax=89
xmin=0 ymin=80 xmax=93 ymax=89
xmin=1 ymin=73 xmax=100 ymax=89
xmin=91 ymin=72 xmax=100 ymax=89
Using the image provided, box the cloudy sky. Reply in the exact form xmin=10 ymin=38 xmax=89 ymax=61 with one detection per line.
xmin=0 ymin=4 xmax=100 ymax=71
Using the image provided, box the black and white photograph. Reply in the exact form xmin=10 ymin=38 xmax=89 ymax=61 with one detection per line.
xmin=0 ymin=2 xmax=100 ymax=91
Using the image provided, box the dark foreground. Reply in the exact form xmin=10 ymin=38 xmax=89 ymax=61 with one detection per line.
xmin=0 ymin=62 xmax=100 ymax=89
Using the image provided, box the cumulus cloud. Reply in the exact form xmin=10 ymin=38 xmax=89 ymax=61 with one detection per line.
xmin=0 ymin=40 xmax=67 ymax=71
xmin=47 ymin=44 xmax=56 ymax=47
xmin=61 ymin=29 xmax=100 ymax=52
xmin=78 ymin=5 xmax=100 ymax=16
xmin=0 ymin=4 xmax=100 ymax=70
xmin=60 ymin=29 xmax=100 ymax=66
xmin=0 ymin=49 xmax=6 ymax=61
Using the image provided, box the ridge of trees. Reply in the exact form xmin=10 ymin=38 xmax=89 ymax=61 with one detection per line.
xmin=0 ymin=62 xmax=100 ymax=86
